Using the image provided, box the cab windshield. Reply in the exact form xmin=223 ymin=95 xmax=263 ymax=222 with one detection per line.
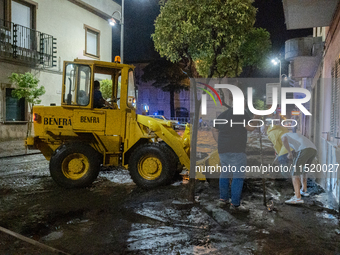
xmin=63 ymin=63 xmax=135 ymax=109
xmin=64 ymin=64 xmax=91 ymax=106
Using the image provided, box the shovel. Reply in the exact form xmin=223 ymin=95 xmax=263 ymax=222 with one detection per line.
xmin=258 ymin=126 xmax=266 ymax=206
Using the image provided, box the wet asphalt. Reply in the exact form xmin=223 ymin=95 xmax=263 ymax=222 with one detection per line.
xmin=0 ymin=150 xmax=340 ymax=254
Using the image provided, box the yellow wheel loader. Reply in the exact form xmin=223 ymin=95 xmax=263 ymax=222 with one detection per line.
xmin=26 ymin=59 xmax=191 ymax=189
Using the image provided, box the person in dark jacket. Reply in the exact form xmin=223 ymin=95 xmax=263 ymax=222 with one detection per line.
xmin=93 ymin=80 xmax=112 ymax=108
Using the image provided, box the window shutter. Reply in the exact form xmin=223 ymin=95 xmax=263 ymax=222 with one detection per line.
xmin=331 ymin=60 xmax=340 ymax=137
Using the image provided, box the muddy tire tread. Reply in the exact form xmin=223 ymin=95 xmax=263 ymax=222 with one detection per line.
xmin=128 ymin=143 xmax=176 ymax=189
xmin=49 ymin=143 xmax=100 ymax=188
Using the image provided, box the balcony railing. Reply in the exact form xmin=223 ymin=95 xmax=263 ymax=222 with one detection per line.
xmin=0 ymin=19 xmax=56 ymax=67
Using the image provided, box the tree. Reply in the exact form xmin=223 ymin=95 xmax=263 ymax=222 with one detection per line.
xmin=254 ymin=98 xmax=266 ymax=110
xmin=195 ymin=28 xmax=271 ymax=78
xmin=9 ymin=72 xmax=45 ymax=137
xmin=239 ymin=28 xmax=272 ymax=76
xmin=152 ymin=0 xmax=257 ymax=78
xmin=152 ymin=0 xmax=258 ymax=201
xmin=100 ymin=79 xmax=112 ymax=100
xmin=141 ymin=59 xmax=189 ymax=117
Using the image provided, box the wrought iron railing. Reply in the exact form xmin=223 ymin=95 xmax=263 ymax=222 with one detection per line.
xmin=0 ymin=18 xmax=56 ymax=67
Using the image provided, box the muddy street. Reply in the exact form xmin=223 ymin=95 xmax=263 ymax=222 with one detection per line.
xmin=0 ymin=150 xmax=340 ymax=255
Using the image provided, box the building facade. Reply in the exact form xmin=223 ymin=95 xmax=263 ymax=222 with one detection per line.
xmin=283 ymin=0 xmax=340 ymax=203
xmin=285 ymin=36 xmax=324 ymax=137
xmin=0 ymin=0 xmax=120 ymax=140
xmin=133 ymin=63 xmax=191 ymax=122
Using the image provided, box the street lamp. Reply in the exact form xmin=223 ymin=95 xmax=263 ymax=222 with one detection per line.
xmin=109 ymin=0 xmax=124 ymax=63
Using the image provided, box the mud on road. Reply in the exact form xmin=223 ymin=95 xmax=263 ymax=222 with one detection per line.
xmin=1 ymin=149 xmax=340 ymax=254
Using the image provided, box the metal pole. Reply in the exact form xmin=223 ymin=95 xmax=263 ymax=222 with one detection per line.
xmin=259 ymin=127 xmax=266 ymax=206
xmin=0 ymin=226 xmax=70 ymax=255
xmin=120 ymin=0 xmax=124 ymax=64
xmin=279 ymin=60 xmax=282 ymax=85
xmin=279 ymin=60 xmax=281 ymax=106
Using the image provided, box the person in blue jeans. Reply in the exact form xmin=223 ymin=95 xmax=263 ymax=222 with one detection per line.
xmin=212 ymin=108 xmax=258 ymax=212
xmin=218 ymin=152 xmax=247 ymax=209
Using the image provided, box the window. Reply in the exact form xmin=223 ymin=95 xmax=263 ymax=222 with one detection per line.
xmin=128 ymin=70 xmax=136 ymax=98
xmin=12 ymin=1 xmax=31 ymax=28
xmin=76 ymin=65 xmax=91 ymax=106
xmin=0 ymin=0 xmax=36 ymax=28
xmin=117 ymin=75 xmax=121 ymax=108
xmin=5 ymin=87 xmax=25 ymax=121
xmin=64 ymin=63 xmax=91 ymax=106
xmin=12 ymin=0 xmax=36 ymax=51
xmin=11 ymin=0 xmax=36 ymax=28
xmin=84 ymin=25 xmax=100 ymax=58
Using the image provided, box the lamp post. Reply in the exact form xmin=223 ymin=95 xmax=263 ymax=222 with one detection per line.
xmin=271 ymin=58 xmax=281 ymax=84
xmin=271 ymin=57 xmax=282 ymax=106
xmin=109 ymin=0 xmax=124 ymax=63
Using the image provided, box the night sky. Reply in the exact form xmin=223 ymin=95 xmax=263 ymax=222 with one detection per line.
xmin=112 ymin=0 xmax=313 ymax=76
xmin=111 ymin=0 xmax=160 ymax=62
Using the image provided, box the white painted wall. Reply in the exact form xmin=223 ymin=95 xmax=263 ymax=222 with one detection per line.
xmin=34 ymin=0 xmax=119 ymax=106
xmin=81 ymin=0 xmax=121 ymax=16
xmin=37 ymin=0 xmax=117 ymax=68
xmin=0 ymin=0 xmax=120 ymax=139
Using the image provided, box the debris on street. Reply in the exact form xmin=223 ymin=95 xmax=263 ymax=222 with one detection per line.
xmin=1 ymin=134 xmax=340 ymax=254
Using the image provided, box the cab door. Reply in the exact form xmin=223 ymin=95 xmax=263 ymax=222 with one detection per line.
xmin=72 ymin=109 xmax=106 ymax=132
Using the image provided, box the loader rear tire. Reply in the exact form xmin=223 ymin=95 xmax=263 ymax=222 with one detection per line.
xmin=129 ymin=143 xmax=175 ymax=189
xmin=50 ymin=143 xmax=100 ymax=188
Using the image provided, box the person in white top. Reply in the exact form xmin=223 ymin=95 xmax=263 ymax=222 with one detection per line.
xmin=281 ymin=133 xmax=317 ymax=205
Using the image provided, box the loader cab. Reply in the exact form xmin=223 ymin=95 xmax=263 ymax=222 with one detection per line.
xmin=62 ymin=60 xmax=136 ymax=111
xmin=61 ymin=59 xmax=136 ymax=138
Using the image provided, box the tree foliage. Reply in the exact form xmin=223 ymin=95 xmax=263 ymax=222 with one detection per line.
xmin=152 ymin=0 xmax=268 ymax=200
xmin=194 ymin=28 xmax=271 ymax=78
xmin=100 ymin=79 xmax=112 ymax=100
xmin=9 ymin=72 xmax=45 ymax=106
xmin=239 ymin=28 xmax=271 ymax=75
xmin=152 ymin=0 xmax=257 ymax=78
xmin=254 ymin=99 xmax=266 ymax=110
xmin=9 ymin=72 xmax=45 ymax=137
xmin=142 ymin=58 xmax=189 ymax=117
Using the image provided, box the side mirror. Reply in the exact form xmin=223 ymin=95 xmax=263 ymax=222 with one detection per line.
xmin=127 ymin=96 xmax=136 ymax=109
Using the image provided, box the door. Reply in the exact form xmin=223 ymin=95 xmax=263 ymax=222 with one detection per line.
xmin=11 ymin=1 xmax=34 ymax=51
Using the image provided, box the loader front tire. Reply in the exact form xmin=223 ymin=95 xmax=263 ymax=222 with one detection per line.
xmin=50 ymin=143 xmax=100 ymax=188
xmin=129 ymin=143 xmax=175 ymax=189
